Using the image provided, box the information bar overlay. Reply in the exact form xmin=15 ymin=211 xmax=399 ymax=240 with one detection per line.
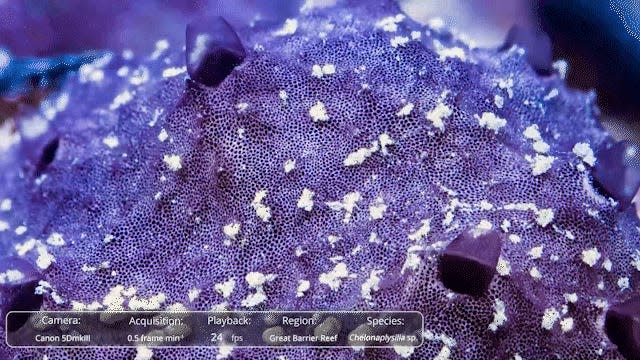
xmin=6 ymin=311 xmax=423 ymax=348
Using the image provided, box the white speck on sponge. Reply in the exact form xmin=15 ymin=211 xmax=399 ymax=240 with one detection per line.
xmin=618 ymin=277 xmax=630 ymax=290
xmin=494 ymin=95 xmax=504 ymax=109
xmin=297 ymin=188 xmax=315 ymax=211
xmin=541 ymin=307 xmax=560 ymax=330
xmin=390 ymin=36 xmax=410 ymax=48
xmin=284 ymin=159 xmax=296 ymax=173
xmin=309 ymin=101 xmax=329 ymax=121
xmin=536 ymin=208 xmax=554 ymax=227
xmin=560 ymin=317 xmax=574 ymax=332
xmin=426 ymin=103 xmax=452 ymax=131
xmin=215 ymin=279 xmax=236 ymax=298
xmin=46 ymin=233 xmax=65 ymax=246
xmin=530 ymin=155 xmax=556 ymax=176
xmin=528 ymin=245 xmax=544 ymax=259
xmin=251 ymin=190 xmax=271 ymax=222
xmin=368 ymin=197 xmax=387 ymax=220
xmin=134 ymin=346 xmax=153 ymax=360
xmin=475 ymin=112 xmax=506 ymax=133
xmin=223 ymin=222 xmax=241 ymax=239
xmin=396 ymin=102 xmax=414 ymax=117
xmin=344 ymin=140 xmax=379 ymax=167
xmin=408 ymin=219 xmax=431 ymax=241
xmin=102 ymin=135 xmax=119 ymax=149
xmin=273 ymin=18 xmax=298 ymax=36
xmin=158 ymin=128 xmax=169 ymax=142
xmin=488 ymin=299 xmax=507 ymax=331
xmin=1 ymin=199 xmax=12 ymax=211
xmin=319 ymin=262 xmax=350 ymax=291
xmin=375 ymin=14 xmax=405 ymax=32
xmin=163 ymin=154 xmax=182 ymax=171
xmin=496 ymin=257 xmax=511 ymax=276
xmin=296 ymin=279 xmax=310 ymax=297
xmin=361 ymin=269 xmax=384 ymax=300
xmin=572 ymin=142 xmax=596 ymax=166
xmin=581 ymin=247 xmax=601 ymax=267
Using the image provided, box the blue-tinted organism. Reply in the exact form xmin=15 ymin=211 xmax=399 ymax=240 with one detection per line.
xmin=0 ymin=1 xmax=639 ymax=359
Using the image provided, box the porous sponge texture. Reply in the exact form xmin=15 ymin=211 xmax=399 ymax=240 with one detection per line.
xmin=0 ymin=1 xmax=637 ymax=359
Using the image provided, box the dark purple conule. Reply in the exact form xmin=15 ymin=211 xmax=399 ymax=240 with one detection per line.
xmin=438 ymin=226 xmax=503 ymax=297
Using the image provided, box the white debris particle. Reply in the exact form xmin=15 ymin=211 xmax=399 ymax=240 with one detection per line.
xmin=215 ymin=279 xmax=236 ymax=298
xmin=572 ymin=142 xmax=596 ymax=166
xmin=509 ymin=234 xmax=522 ymax=244
xmin=523 ymin=124 xmax=541 ymax=140
xmin=150 ymin=39 xmax=169 ymax=60
xmin=378 ymin=133 xmax=395 ymax=155
xmin=0 ymin=269 xmax=24 ymax=284
xmin=426 ymin=103 xmax=452 ymax=131
xmin=0 ymin=199 xmax=12 ymax=211
xmin=311 ymin=64 xmax=324 ymax=78
xmin=361 ymin=269 xmax=384 ymax=300
xmin=103 ymin=234 xmax=115 ymax=244
xmin=528 ymin=245 xmax=544 ymax=260
xmin=500 ymin=219 xmax=511 ymax=232
xmin=564 ymin=293 xmax=578 ymax=303
xmin=553 ymin=60 xmax=568 ymax=79
xmin=344 ymin=140 xmax=379 ymax=166
xmin=408 ymin=219 xmax=431 ymax=241
xmin=134 ymin=346 xmax=153 ymax=360
xmin=284 ymin=159 xmax=296 ymax=173
xmin=410 ymin=31 xmax=421 ymax=40
xmin=36 ymin=245 xmax=55 ymax=269
xmin=529 ymin=267 xmax=542 ymax=280
xmin=541 ymin=307 xmax=560 ymax=330
xmin=390 ymin=36 xmax=410 ymax=48
xmin=617 ymin=277 xmax=630 ymax=290
xmin=109 ymin=90 xmax=133 ymax=110
xmin=163 ymin=154 xmax=182 ymax=171
xmin=223 ymin=222 xmax=241 ymax=239
xmin=158 ymin=128 xmax=169 ymax=142
xmin=396 ymin=102 xmax=414 ymax=117
xmin=161 ymin=66 xmax=186 ymax=78
xmin=581 ymin=247 xmax=601 ymax=267
xmin=475 ymin=112 xmax=507 ymax=133
xmin=494 ymin=95 xmax=504 ymax=109
xmin=319 ymin=262 xmax=351 ymax=291
xmin=368 ymin=197 xmax=387 ymax=220
xmin=479 ymin=200 xmax=494 ymax=210
xmin=296 ymin=279 xmax=310 ymax=297
xmin=297 ymin=188 xmax=315 ymax=211
xmin=325 ymin=192 xmax=361 ymax=223
xmin=394 ymin=344 xmax=415 ymax=358
xmin=496 ymin=257 xmax=511 ymax=276
xmin=375 ymin=14 xmax=405 ymax=32
xmin=498 ymin=77 xmax=514 ymax=98
xmin=327 ymin=235 xmax=341 ymax=246
xmin=309 ymin=101 xmax=329 ymax=121
xmin=251 ymin=190 xmax=272 ymax=222
xmin=401 ymin=250 xmax=422 ymax=274
xmin=188 ymin=288 xmax=201 ymax=302
xmin=245 ymin=272 xmax=275 ymax=288
xmin=322 ymin=64 xmax=336 ymax=75
xmin=46 ymin=233 xmax=65 ymax=246
xmin=530 ymin=155 xmax=556 ymax=176
xmin=279 ymin=90 xmax=288 ymax=102
xmin=603 ymin=259 xmax=613 ymax=272
xmin=488 ymin=299 xmax=507 ymax=331
xmin=632 ymin=250 xmax=640 ymax=271
xmin=560 ymin=317 xmax=574 ymax=333
xmin=15 ymin=225 xmax=27 ymax=235
xmin=434 ymin=41 xmax=467 ymax=61
xmin=543 ymin=88 xmax=559 ymax=101
xmin=532 ymin=140 xmax=550 ymax=154
xmin=102 ymin=135 xmax=119 ymax=149
xmin=433 ymin=345 xmax=450 ymax=360
xmin=235 ymin=102 xmax=249 ymax=113
xmin=273 ymin=18 xmax=298 ymax=36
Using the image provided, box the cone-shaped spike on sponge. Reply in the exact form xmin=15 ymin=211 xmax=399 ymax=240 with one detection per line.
xmin=186 ymin=16 xmax=246 ymax=87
